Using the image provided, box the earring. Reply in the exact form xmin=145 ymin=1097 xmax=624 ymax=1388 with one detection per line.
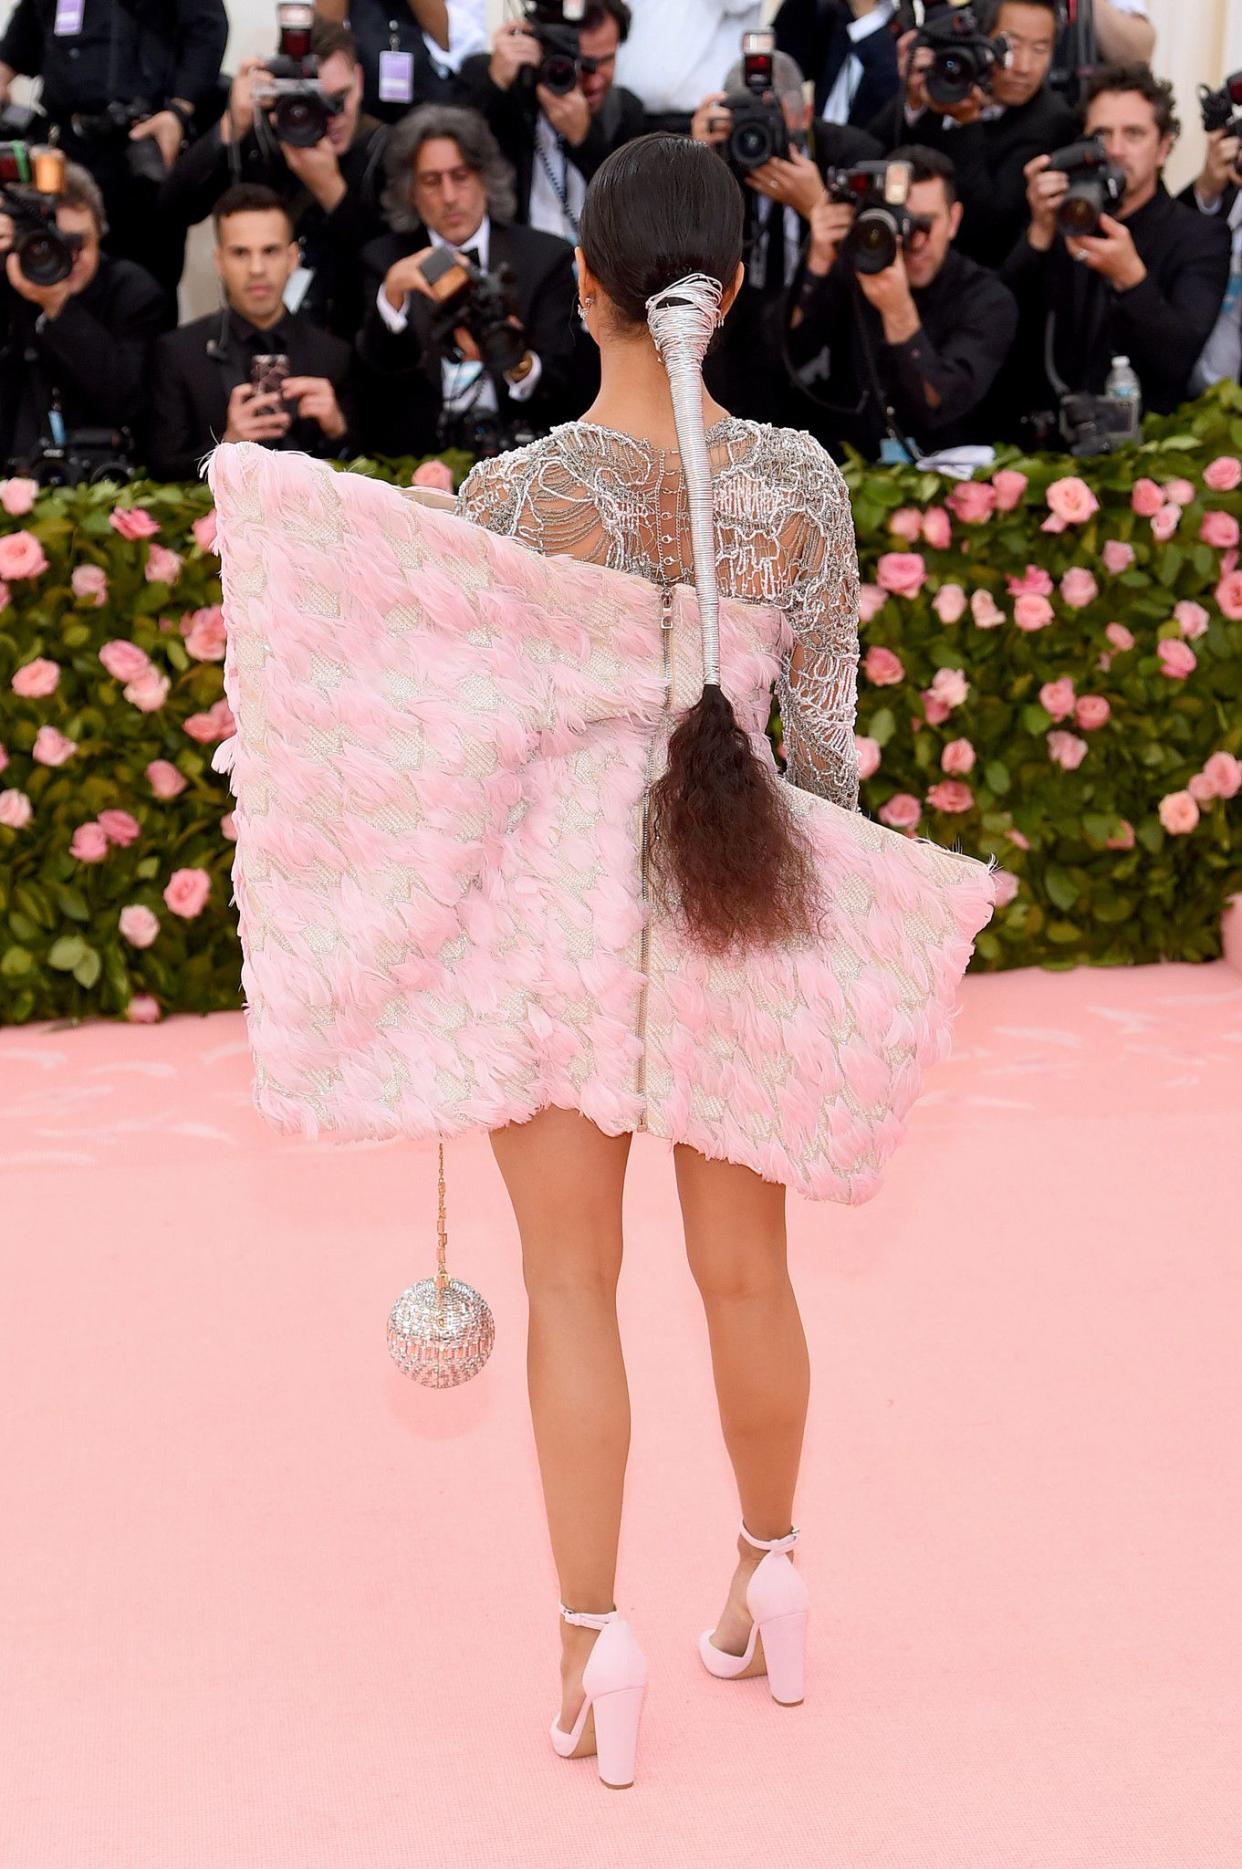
xmin=578 ymin=294 xmax=594 ymax=315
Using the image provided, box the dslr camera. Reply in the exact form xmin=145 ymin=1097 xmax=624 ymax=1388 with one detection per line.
xmin=69 ymin=98 xmax=168 ymax=184
xmin=716 ymin=28 xmax=790 ymax=174
xmin=1199 ymin=71 xmax=1242 ymax=141
xmin=520 ymin=0 xmax=592 ymax=97
xmin=253 ymin=1 xmax=345 ymax=148
xmin=1056 ymin=393 xmax=1137 ymax=458
xmin=823 ymin=159 xmax=932 ymax=273
xmin=897 ymin=0 xmax=1009 ymax=108
xmin=0 ymin=141 xmax=81 ymax=287
xmin=419 ymin=245 xmax=529 ymax=378
xmin=24 ymin=428 xmax=135 ymax=487
xmin=1045 ymin=135 xmax=1125 ymax=236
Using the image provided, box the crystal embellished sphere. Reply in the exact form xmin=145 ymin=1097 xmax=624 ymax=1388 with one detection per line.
xmin=388 ymin=1275 xmax=496 ymax=1388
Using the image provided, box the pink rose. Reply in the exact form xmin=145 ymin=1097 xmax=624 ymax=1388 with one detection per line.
xmin=876 ymin=551 xmax=927 ymax=598
xmin=0 ymin=787 xmax=32 ymax=828
xmin=991 ymin=468 xmax=1028 ymax=511
xmin=1060 ymin=567 xmax=1098 ymax=609
xmin=932 ymin=582 xmax=966 ymax=624
xmin=1203 ymin=456 xmax=1242 ymax=493
xmin=11 ymin=656 xmax=60 ymax=697
xmin=1046 ymin=476 xmax=1100 ymax=525
xmin=0 ymin=475 xmax=37 ymax=514
xmin=970 ymin=588 xmax=1006 ymax=629
xmin=1157 ymin=639 xmax=1196 ymax=679
xmin=0 ymin=529 xmax=49 ymax=579
xmin=947 ymin=481 xmax=996 ymax=525
xmin=1150 ymin=504 xmax=1181 ymax=543
xmin=1163 ymin=478 xmax=1196 ymax=509
xmin=70 ymin=820 xmax=109 ymax=862
xmin=1131 ymin=478 xmax=1164 ymax=518
xmin=1007 ymin=828 xmax=1031 ymax=851
xmin=1039 ymin=677 xmax=1076 ymax=721
xmin=109 ymin=505 xmax=160 ymax=541
xmin=1202 ymin=751 xmax=1242 ymax=799
xmin=855 ymin=734 xmax=881 ymax=779
xmin=1188 ymin=772 xmax=1216 ymax=804
xmin=144 ymin=544 xmax=183 ymax=586
xmin=863 ymin=645 xmax=904 ymax=686
xmin=928 ymin=666 xmax=969 ymax=708
xmin=32 ymin=724 xmax=76 ymax=766
xmin=922 ymin=693 xmax=950 ymax=725
xmin=1013 ymin=594 xmax=1054 ymax=632
xmin=1101 ymin=539 xmax=1135 ymax=576
xmin=1105 ymin=621 xmax=1135 ymax=651
xmin=888 ymin=506 xmax=923 ymax=542
xmin=126 ymin=994 xmax=162 ymax=1023
xmin=1007 ymin=564 xmax=1054 ymax=597
xmin=1174 ymin=600 xmax=1209 ymax=639
xmin=1047 ymin=730 xmax=1088 ymax=770
xmin=1105 ymin=819 xmax=1135 ymax=850
xmin=98 ymin=808 xmax=140 ymax=846
xmin=878 ymin=792 xmax=921 ymax=830
xmin=146 ymin=759 xmax=188 ymax=800
xmin=941 ymin=737 xmax=976 ymax=775
xmin=412 ymin=458 xmax=455 ymax=491
xmin=1158 ymin=790 xmax=1199 ymax=835
xmin=926 ymin=779 xmax=974 ymax=813
xmin=124 ymin=669 xmax=171 ymax=712
xmin=184 ymin=697 xmax=235 ymax=741
xmin=1041 ymin=513 xmax=1068 ymax=535
xmin=857 ymin=583 xmax=887 ymax=622
xmin=1074 ymin=695 xmax=1111 ymax=731
xmin=1215 ymin=570 xmax=1242 ymax=620
xmin=221 ymin=811 xmax=237 ymax=842
xmin=71 ymin=563 xmax=108 ymax=605
xmin=163 ymin=866 xmax=211 ymax=919
xmin=182 ymin=604 xmax=226 ymax=661
xmin=921 ymin=505 xmax=952 ymax=550
xmin=119 ymin=904 xmax=160 ymax=948
xmin=993 ymin=870 xmax=1020 ymax=907
xmin=192 ymin=509 xmax=219 ymax=553
xmin=99 ymin=639 xmax=152 ymax=683
xmin=1200 ymin=511 xmax=1240 ymax=550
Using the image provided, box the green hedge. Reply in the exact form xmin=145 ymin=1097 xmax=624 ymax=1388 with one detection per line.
xmin=1 ymin=393 xmax=1240 ymax=1025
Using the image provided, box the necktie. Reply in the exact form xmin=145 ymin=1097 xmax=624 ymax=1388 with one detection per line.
xmin=460 ymin=246 xmax=481 ymax=270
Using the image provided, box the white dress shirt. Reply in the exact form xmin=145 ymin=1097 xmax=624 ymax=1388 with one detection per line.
xmin=528 ymin=111 xmax=588 ymax=243
xmin=423 ymin=1 xmax=488 ymax=74
xmin=614 ymin=0 xmax=763 ymax=115
xmin=374 ymin=214 xmax=543 ymax=413
xmin=821 ymin=0 xmax=896 ymax=126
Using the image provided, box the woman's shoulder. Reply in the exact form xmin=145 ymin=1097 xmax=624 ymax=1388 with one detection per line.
xmin=719 ymin=418 xmax=849 ymax=495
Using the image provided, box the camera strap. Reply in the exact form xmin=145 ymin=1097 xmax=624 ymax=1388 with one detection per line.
xmin=534 ymin=116 xmax=581 ymax=242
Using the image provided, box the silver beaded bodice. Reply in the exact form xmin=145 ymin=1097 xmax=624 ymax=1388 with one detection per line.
xmin=455 ymin=416 xmax=862 ymax=810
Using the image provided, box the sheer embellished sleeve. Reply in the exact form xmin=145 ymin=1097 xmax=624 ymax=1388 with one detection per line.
xmin=455 ymin=449 xmax=528 ymax=537
xmin=772 ymin=441 xmax=861 ymax=812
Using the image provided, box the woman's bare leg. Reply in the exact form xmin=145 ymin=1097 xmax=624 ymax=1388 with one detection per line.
xmin=490 ymin=1105 xmax=633 ymax=1745
xmin=674 ymin=1144 xmax=810 ymax=1657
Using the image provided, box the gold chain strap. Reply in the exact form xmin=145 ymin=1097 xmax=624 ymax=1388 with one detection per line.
xmin=435 ymin=1140 xmax=448 ymax=1291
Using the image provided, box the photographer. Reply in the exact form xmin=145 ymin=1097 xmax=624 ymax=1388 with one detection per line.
xmin=0 ymin=0 xmax=228 ymax=309
xmin=1002 ymin=64 xmax=1231 ymax=425
xmin=147 ymin=184 xmax=353 ymax=481
xmin=787 ymin=143 xmax=1016 ymax=457
xmin=0 ymin=159 xmax=163 ymax=475
xmin=869 ymin=0 xmax=1076 ymax=269
xmin=356 ymin=104 xmax=577 ymax=457
xmin=690 ymin=43 xmax=880 ymax=419
xmin=160 ymin=20 xmax=389 ymax=343
xmin=453 ymin=2 xmax=644 ymax=240
xmin=772 ymin=0 xmax=900 ymax=129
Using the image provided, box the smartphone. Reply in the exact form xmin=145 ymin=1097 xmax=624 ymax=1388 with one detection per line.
xmin=250 ymin=353 xmax=290 ymax=398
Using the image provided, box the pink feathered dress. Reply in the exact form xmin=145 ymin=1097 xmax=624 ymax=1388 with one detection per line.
xmin=208 ymin=424 xmax=996 ymax=1204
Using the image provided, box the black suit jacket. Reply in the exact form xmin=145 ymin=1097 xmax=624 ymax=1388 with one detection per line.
xmin=774 ymin=0 xmax=899 ymax=128
xmin=146 ymin=308 xmax=354 ymax=481
xmin=867 ymin=85 xmax=1078 ymax=271
xmin=355 ymin=220 xmax=578 ymax=457
xmin=452 ymin=58 xmax=647 ymax=227
xmin=0 ymin=0 xmax=227 ymax=119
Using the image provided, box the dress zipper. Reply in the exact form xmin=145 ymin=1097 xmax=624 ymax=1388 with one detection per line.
xmin=634 ymin=585 xmax=675 ymax=1129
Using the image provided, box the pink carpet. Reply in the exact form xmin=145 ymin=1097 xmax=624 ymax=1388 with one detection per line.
xmin=2 ymin=960 xmax=1239 ymax=1867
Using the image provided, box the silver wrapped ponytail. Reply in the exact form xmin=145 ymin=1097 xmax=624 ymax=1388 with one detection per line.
xmin=645 ymin=272 xmax=724 ymax=688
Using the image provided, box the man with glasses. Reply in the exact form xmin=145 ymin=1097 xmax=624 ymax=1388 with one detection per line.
xmin=786 ymin=143 xmax=1017 ymax=458
xmin=161 ymin=20 xmax=389 ymax=341
xmin=453 ymin=1 xmax=644 ymax=241
xmin=356 ymin=103 xmax=577 ymax=456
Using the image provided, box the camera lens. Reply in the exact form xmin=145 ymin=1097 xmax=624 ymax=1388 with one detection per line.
xmin=18 ymin=228 xmax=73 ymax=287
xmin=1058 ymin=183 xmax=1103 ymax=236
xmin=731 ymin=120 xmax=773 ymax=168
xmin=273 ymin=91 xmax=328 ymax=147
xmin=928 ymin=48 xmax=975 ymax=106
xmin=852 ymin=209 xmax=899 ymax=275
xmin=539 ymin=53 xmax=578 ymax=95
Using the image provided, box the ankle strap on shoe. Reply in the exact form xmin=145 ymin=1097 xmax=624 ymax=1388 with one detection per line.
xmin=559 ymin=1603 xmax=619 ymax=1628
xmin=739 ymin=1519 xmax=799 ymax=1554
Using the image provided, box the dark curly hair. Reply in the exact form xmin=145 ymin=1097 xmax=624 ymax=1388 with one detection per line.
xmin=579 ymin=136 xmax=824 ymax=955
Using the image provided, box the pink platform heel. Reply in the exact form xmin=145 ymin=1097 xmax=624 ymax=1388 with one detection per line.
xmin=549 ymin=1604 xmax=648 ymax=1789
xmin=698 ymin=1520 xmax=810 ymax=1705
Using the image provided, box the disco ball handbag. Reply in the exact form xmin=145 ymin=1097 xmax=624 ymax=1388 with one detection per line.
xmin=387 ymin=1142 xmax=495 ymax=1388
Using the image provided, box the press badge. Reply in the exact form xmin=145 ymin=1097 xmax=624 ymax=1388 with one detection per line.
xmin=53 ymin=0 xmax=84 ymax=34
xmin=378 ymin=50 xmax=414 ymax=104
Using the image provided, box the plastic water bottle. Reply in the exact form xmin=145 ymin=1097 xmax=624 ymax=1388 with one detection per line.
xmin=1104 ymin=355 xmax=1142 ymax=439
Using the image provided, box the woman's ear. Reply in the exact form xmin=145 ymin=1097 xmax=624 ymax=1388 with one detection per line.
xmin=722 ymin=259 xmax=746 ymax=315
